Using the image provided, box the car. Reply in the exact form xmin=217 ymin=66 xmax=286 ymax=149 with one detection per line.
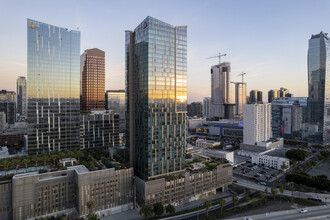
xmin=259 ymin=181 xmax=266 ymax=185
xmin=243 ymin=217 xmax=253 ymax=220
xmin=300 ymin=208 xmax=308 ymax=213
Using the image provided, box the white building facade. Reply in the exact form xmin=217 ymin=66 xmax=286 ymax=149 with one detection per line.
xmin=251 ymin=154 xmax=290 ymax=171
xmin=243 ymin=103 xmax=272 ymax=145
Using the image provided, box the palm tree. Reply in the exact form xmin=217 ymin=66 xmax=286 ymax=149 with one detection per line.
xmin=244 ymin=194 xmax=250 ymax=209
xmin=139 ymin=204 xmax=153 ymax=219
xmin=13 ymin=157 xmax=20 ymax=172
xmin=258 ymin=190 xmax=265 ymax=206
xmin=271 ymin=187 xmax=278 ymax=200
xmin=264 ymin=188 xmax=268 ymax=194
xmin=40 ymin=153 xmax=49 ymax=167
xmin=204 ymin=200 xmax=212 ymax=217
xmin=87 ymin=200 xmax=94 ymax=214
xmin=2 ymin=159 xmax=9 ymax=175
xmin=289 ymin=185 xmax=295 ymax=203
xmin=32 ymin=156 xmax=39 ymax=170
xmin=279 ymin=183 xmax=284 ymax=208
xmin=21 ymin=158 xmax=30 ymax=172
xmin=50 ymin=152 xmax=58 ymax=167
xmin=219 ymin=198 xmax=226 ymax=214
xmin=232 ymin=194 xmax=239 ymax=206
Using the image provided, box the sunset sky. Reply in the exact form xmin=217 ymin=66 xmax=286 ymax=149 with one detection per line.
xmin=1 ymin=0 xmax=330 ymax=102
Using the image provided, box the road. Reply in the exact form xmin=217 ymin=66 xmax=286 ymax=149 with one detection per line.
xmin=226 ymin=205 xmax=330 ymax=220
xmin=234 ymin=177 xmax=330 ymax=203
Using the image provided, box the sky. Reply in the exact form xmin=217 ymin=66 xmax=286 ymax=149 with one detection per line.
xmin=0 ymin=0 xmax=329 ymax=103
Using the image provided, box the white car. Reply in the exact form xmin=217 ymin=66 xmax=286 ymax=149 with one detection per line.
xmin=243 ymin=217 xmax=253 ymax=220
xmin=300 ymin=208 xmax=308 ymax=213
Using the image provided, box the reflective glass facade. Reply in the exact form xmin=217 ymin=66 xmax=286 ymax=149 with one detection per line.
xmin=105 ymin=90 xmax=125 ymax=132
xmin=27 ymin=19 xmax=80 ymax=153
xmin=307 ymin=32 xmax=330 ymax=145
xmin=126 ymin=16 xmax=187 ymax=180
xmin=80 ymin=48 xmax=105 ymax=112
xmin=17 ymin=76 xmax=27 ymax=117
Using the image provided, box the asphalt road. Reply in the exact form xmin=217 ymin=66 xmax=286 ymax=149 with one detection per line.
xmin=234 ymin=177 xmax=330 ymax=203
xmin=226 ymin=205 xmax=330 ymax=220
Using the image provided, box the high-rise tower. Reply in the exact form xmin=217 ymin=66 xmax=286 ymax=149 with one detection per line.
xmin=16 ymin=76 xmax=27 ymax=117
xmin=126 ymin=16 xmax=187 ymax=180
xmin=27 ymin=19 xmax=80 ymax=153
xmin=80 ymin=48 xmax=105 ymax=112
xmin=307 ymin=31 xmax=330 ymax=145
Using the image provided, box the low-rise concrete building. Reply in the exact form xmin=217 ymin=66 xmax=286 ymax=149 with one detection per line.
xmin=202 ymin=148 xmax=234 ymax=163
xmin=135 ymin=163 xmax=232 ymax=207
xmin=4 ymin=165 xmax=134 ymax=220
xmin=196 ymin=139 xmax=220 ymax=148
xmin=251 ymin=151 xmax=290 ymax=171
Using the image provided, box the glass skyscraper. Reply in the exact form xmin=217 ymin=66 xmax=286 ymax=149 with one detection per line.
xmin=17 ymin=76 xmax=27 ymax=117
xmin=307 ymin=31 xmax=330 ymax=145
xmin=27 ymin=19 xmax=80 ymax=153
xmin=126 ymin=16 xmax=187 ymax=181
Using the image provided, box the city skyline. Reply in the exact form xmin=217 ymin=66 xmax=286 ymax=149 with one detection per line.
xmin=1 ymin=0 xmax=330 ymax=103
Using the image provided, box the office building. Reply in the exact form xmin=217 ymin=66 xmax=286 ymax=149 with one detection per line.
xmin=307 ymin=32 xmax=330 ymax=145
xmin=234 ymin=82 xmax=247 ymax=116
xmin=16 ymin=77 xmax=27 ymax=117
xmin=105 ymin=90 xmax=125 ymax=132
xmin=210 ymin=62 xmax=233 ymax=120
xmin=0 ymin=101 xmax=15 ymax=124
xmin=80 ymin=48 xmax=105 ymax=112
xmin=243 ymin=103 xmax=272 ymax=145
xmin=279 ymin=87 xmax=289 ymax=98
xmin=271 ymin=97 xmax=307 ymax=140
xmin=0 ymin=90 xmax=16 ymax=102
xmin=80 ymin=110 xmax=119 ymax=149
xmin=0 ymin=112 xmax=7 ymax=132
xmin=203 ymin=97 xmax=211 ymax=118
xmin=249 ymin=90 xmax=263 ymax=103
xmin=126 ymin=16 xmax=187 ymax=180
xmin=251 ymin=150 xmax=290 ymax=171
xmin=27 ymin=19 xmax=80 ymax=154
xmin=0 ymin=165 xmax=134 ymax=220
xmin=188 ymin=102 xmax=203 ymax=117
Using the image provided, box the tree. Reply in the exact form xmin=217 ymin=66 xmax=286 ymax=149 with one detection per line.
xmin=289 ymin=185 xmax=295 ymax=203
xmin=232 ymin=194 xmax=239 ymax=206
xmin=271 ymin=187 xmax=278 ymax=200
xmin=165 ymin=204 xmax=175 ymax=214
xmin=41 ymin=153 xmax=49 ymax=167
xmin=153 ymin=202 xmax=164 ymax=216
xmin=219 ymin=198 xmax=226 ymax=214
xmin=87 ymin=200 xmax=94 ymax=214
xmin=264 ymin=188 xmax=268 ymax=194
xmin=32 ymin=156 xmax=39 ymax=169
xmin=139 ymin=204 xmax=153 ymax=219
xmin=285 ymin=149 xmax=308 ymax=161
xmin=204 ymin=200 xmax=212 ymax=217
xmin=50 ymin=153 xmax=58 ymax=167
xmin=22 ymin=158 xmax=30 ymax=172
xmin=244 ymin=194 xmax=250 ymax=209
xmin=86 ymin=213 xmax=98 ymax=220
xmin=258 ymin=190 xmax=264 ymax=206
xmin=13 ymin=157 xmax=20 ymax=172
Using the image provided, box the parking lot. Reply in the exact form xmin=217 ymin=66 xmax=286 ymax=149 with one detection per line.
xmin=233 ymin=161 xmax=283 ymax=184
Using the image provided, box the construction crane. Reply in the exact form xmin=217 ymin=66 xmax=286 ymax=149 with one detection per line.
xmin=237 ymin=72 xmax=246 ymax=84
xmin=206 ymin=53 xmax=227 ymax=120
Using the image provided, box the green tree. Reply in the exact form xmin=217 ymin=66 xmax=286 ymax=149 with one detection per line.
xmin=264 ymin=188 xmax=268 ymax=194
xmin=279 ymin=183 xmax=284 ymax=204
xmin=40 ymin=153 xmax=49 ymax=167
xmin=271 ymin=187 xmax=278 ymax=200
xmin=244 ymin=194 xmax=250 ymax=209
xmin=50 ymin=153 xmax=58 ymax=167
xmin=165 ymin=204 xmax=175 ymax=214
xmin=258 ymin=190 xmax=265 ymax=206
xmin=139 ymin=204 xmax=153 ymax=219
xmin=219 ymin=198 xmax=226 ymax=214
xmin=204 ymin=200 xmax=212 ymax=217
xmin=87 ymin=200 xmax=94 ymax=214
xmin=22 ymin=158 xmax=30 ymax=172
xmin=232 ymin=194 xmax=239 ymax=206
xmin=285 ymin=149 xmax=308 ymax=161
xmin=86 ymin=213 xmax=98 ymax=220
xmin=153 ymin=202 xmax=164 ymax=216
xmin=289 ymin=185 xmax=295 ymax=203
xmin=32 ymin=156 xmax=39 ymax=170
xmin=13 ymin=157 xmax=20 ymax=172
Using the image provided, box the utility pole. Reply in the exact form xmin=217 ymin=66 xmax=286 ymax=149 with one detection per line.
xmin=207 ymin=53 xmax=227 ymax=120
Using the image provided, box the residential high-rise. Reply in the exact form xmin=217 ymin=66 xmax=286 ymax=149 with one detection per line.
xmin=243 ymin=103 xmax=272 ymax=145
xmin=0 ymin=90 xmax=16 ymax=102
xmin=126 ymin=16 xmax=187 ymax=180
xmin=80 ymin=48 xmax=105 ymax=112
xmin=27 ymin=19 xmax=80 ymax=153
xmin=234 ymin=82 xmax=247 ymax=116
xmin=307 ymin=31 xmax=330 ymax=145
xmin=203 ymin=97 xmax=211 ymax=118
xmin=105 ymin=90 xmax=125 ymax=132
xmin=279 ymin=87 xmax=289 ymax=98
xmin=188 ymin=102 xmax=203 ymax=117
xmin=0 ymin=101 xmax=15 ymax=124
xmin=16 ymin=76 xmax=27 ymax=117
xmin=249 ymin=90 xmax=263 ymax=103
xmin=210 ymin=62 xmax=232 ymax=120
xmin=268 ymin=89 xmax=279 ymax=103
